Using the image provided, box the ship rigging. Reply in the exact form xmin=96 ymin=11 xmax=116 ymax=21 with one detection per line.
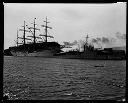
xmin=16 ymin=17 xmax=54 ymax=46
xmin=40 ymin=17 xmax=54 ymax=42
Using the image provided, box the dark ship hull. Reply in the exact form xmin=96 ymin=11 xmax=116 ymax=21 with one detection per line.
xmin=10 ymin=50 xmax=53 ymax=57
xmin=9 ymin=42 xmax=62 ymax=57
xmin=54 ymin=50 xmax=126 ymax=60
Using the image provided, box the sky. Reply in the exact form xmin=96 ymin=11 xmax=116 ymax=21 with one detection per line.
xmin=4 ymin=3 xmax=126 ymax=49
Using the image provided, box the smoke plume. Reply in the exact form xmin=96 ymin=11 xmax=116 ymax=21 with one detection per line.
xmin=63 ymin=32 xmax=126 ymax=51
xmin=116 ymin=32 xmax=126 ymax=40
xmin=91 ymin=32 xmax=126 ymax=48
xmin=91 ymin=37 xmax=112 ymax=48
xmin=63 ymin=41 xmax=70 ymax=46
xmin=63 ymin=40 xmax=78 ymax=46
xmin=96 ymin=38 xmax=102 ymax=42
xmin=101 ymin=37 xmax=109 ymax=43
xmin=91 ymin=38 xmax=97 ymax=43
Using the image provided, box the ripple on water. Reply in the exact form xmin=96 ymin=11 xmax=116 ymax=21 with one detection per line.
xmin=4 ymin=57 xmax=126 ymax=100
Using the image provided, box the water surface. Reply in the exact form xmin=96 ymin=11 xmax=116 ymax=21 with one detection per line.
xmin=3 ymin=56 xmax=126 ymax=100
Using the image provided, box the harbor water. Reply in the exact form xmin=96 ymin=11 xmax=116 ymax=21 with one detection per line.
xmin=3 ymin=56 xmax=126 ymax=100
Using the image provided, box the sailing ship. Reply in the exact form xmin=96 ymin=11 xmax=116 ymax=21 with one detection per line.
xmin=5 ymin=17 xmax=126 ymax=60
xmin=9 ymin=17 xmax=62 ymax=57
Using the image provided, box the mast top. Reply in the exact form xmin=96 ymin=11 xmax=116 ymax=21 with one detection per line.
xmin=40 ymin=17 xmax=53 ymax=42
xmin=44 ymin=16 xmax=50 ymax=23
xmin=85 ymin=35 xmax=89 ymax=45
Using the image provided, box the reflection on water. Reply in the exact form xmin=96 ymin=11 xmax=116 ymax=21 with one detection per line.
xmin=3 ymin=56 xmax=126 ymax=100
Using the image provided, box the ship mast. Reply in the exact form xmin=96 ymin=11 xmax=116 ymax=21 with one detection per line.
xmin=17 ymin=29 xmax=18 ymax=47
xmin=40 ymin=17 xmax=53 ymax=42
xmin=23 ymin=21 xmax=26 ymax=44
xmin=33 ymin=18 xmax=36 ymax=44
xmin=84 ymin=35 xmax=89 ymax=52
xmin=45 ymin=17 xmax=48 ymax=42
xmin=27 ymin=18 xmax=40 ymax=44
xmin=85 ymin=35 xmax=89 ymax=45
xmin=19 ymin=21 xmax=31 ymax=45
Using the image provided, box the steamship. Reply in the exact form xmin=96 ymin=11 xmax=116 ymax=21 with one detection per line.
xmin=4 ymin=17 xmax=126 ymax=60
xmin=55 ymin=35 xmax=126 ymax=60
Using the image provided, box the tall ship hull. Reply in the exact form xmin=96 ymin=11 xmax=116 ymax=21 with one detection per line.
xmin=10 ymin=50 xmax=53 ymax=57
xmin=9 ymin=42 xmax=62 ymax=57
